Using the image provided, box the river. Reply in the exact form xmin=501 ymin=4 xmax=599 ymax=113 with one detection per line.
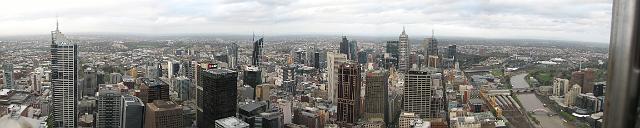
xmin=512 ymin=74 xmax=569 ymax=128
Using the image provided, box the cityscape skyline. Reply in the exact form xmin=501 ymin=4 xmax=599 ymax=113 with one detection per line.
xmin=0 ymin=1 xmax=623 ymax=128
xmin=1 ymin=0 xmax=612 ymax=43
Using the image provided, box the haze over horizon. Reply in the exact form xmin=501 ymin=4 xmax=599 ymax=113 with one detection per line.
xmin=0 ymin=0 xmax=613 ymax=43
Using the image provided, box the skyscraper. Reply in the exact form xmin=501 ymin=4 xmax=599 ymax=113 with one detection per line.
xmin=425 ymin=30 xmax=438 ymax=57
xmin=50 ymin=20 xmax=79 ymax=127
xmin=357 ymin=51 xmax=368 ymax=65
xmin=168 ymin=60 xmax=180 ymax=78
xmin=314 ymin=52 xmax=321 ymax=69
xmin=175 ymin=76 xmax=191 ymax=101
xmin=365 ymin=70 xmax=388 ymax=119
xmin=139 ymin=78 xmax=170 ymax=103
xmin=326 ymin=52 xmax=348 ymax=103
xmin=386 ymin=41 xmax=400 ymax=69
xmin=336 ymin=63 xmax=361 ymax=127
xmin=121 ymin=95 xmax=145 ymax=128
xmin=144 ymin=100 xmax=183 ymax=128
xmin=2 ymin=64 xmax=13 ymax=89
xmin=340 ymin=36 xmax=350 ymax=59
xmin=82 ymin=67 xmax=98 ymax=97
xmin=398 ymin=27 xmax=410 ymax=72
xmin=243 ymin=66 xmax=262 ymax=88
xmin=447 ymin=45 xmax=457 ymax=59
xmin=227 ymin=43 xmax=239 ymax=69
xmin=252 ymin=37 xmax=264 ymax=66
xmin=197 ymin=69 xmax=238 ymax=128
xmin=96 ymin=84 xmax=122 ymax=128
xmin=403 ymin=69 xmax=437 ymax=119
xmin=349 ymin=40 xmax=358 ymax=60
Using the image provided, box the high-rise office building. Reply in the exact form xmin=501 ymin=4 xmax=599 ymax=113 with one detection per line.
xmin=447 ymin=45 xmax=457 ymax=59
xmin=252 ymin=37 xmax=264 ymax=66
xmin=349 ymin=40 xmax=358 ymax=60
xmin=386 ymin=41 xmax=400 ymax=69
xmin=571 ymin=69 xmax=595 ymax=93
xmin=340 ymin=36 xmax=350 ymax=59
xmin=121 ymin=95 xmax=145 ymax=128
xmin=336 ymin=63 xmax=361 ymax=127
xmin=582 ymin=69 xmax=595 ymax=93
xmin=243 ymin=66 xmax=262 ymax=88
xmin=295 ymin=49 xmax=307 ymax=65
xmin=139 ymin=78 xmax=170 ymax=103
xmin=425 ymin=31 xmax=438 ymax=57
xmin=144 ymin=100 xmax=183 ymax=128
xmin=593 ymin=82 xmax=606 ymax=97
xmin=314 ymin=52 xmax=321 ymax=69
xmin=365 ymin=70 xmax=388 ymax=119
xmin=50 ymin=21 xmax=79 ymax=127
xmin=227 ymin=43 xmax=239 ymax=69
xmin=168 ymin=60 xmax=180 ymax=78
xmin=175 ymin=76 xmax=191 ymax=101
xmin=96 ymin=84 xmax=122 ymax=128
xmin=565 ymin=84 xmax=582 ymax=107
xmin=197 ymin=69 xmax=238 ymax=128
xmin=403 ymin=69 xmax=437 ymax=119
xmin=145 ymin=62 xmax=162 ymax=78
xmin=326 ymin=52 xmax=348 ymax=103
xmin=357 ymin=51 xmax=368 ymax=64
xmin=2 ymin=64 xmax=13 ymax=89
xmin=398 ymin=27 xmax=410 ymax=72
xmin=82 ymin=67 xmax=98 ymax=97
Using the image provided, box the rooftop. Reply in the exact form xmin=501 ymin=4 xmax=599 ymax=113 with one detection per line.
xmin=215 ymin=117 xmax=249 ymax=128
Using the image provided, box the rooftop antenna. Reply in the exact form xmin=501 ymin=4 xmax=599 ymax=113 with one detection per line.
xmin=252 ymin=32 xmax=255 ymax=42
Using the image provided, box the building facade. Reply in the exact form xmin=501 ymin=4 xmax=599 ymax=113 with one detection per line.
xmin=403 ymin=69 xmax=437 ymax=119
xmin=365 ymin=70 xmax=388 ymax=119
xmin=144 ymin=100 xmax=183 ymax=128
xmin=197 ymin=69 xmax=238 ymax=128
xmin=326 ymin=52 xmax=348 ymax=103
xmin=398 ymin=28 xmax=410 ymax=72
xmin=122 ymin=95 xmax=145 ymax=128
xmin=96 ymin=85 xmax=122 ymax=128
xmin=336 ymin=63 xmax=361 ymax=127
xmin=139 ymin=78 xmax=170 ymax=103
xmin=50 ymin=22 xmax=79 ymax=127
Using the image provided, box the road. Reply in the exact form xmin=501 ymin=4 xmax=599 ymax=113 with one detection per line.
xmin=512 ymin=73 xmax=568 ymax=128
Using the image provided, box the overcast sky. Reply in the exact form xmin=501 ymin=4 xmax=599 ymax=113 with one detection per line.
xmin=0 ymin=0 xmax=612 ymax=43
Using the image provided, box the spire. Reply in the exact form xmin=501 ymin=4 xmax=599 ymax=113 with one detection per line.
xmin=55 ymin=16 xmax=59 ymax=31
xmin=252 ymin=32 xmax=255 ymax=42
xmin=432 ymin=29 xmax=434 ymax=38
xmin=402 ymin=26 xmax=406 ymax=35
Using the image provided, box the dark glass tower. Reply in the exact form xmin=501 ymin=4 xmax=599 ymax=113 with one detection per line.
xmin=252 ymin=37 xmax=264 ymax=66
xmin=386 ymin=41 xmax=400 ymax=69
xmin=447 ymin=45 xmax=457 ymax=59
xmin=349 ymin=40 xmax=358 ymax=60
xmin=197 ymin=69 xmax=238 ymax=128
xmin=314 ymin=52 xmax=321 ymax=69
xmin=340 ymin=36 xmax=350 ymax=59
